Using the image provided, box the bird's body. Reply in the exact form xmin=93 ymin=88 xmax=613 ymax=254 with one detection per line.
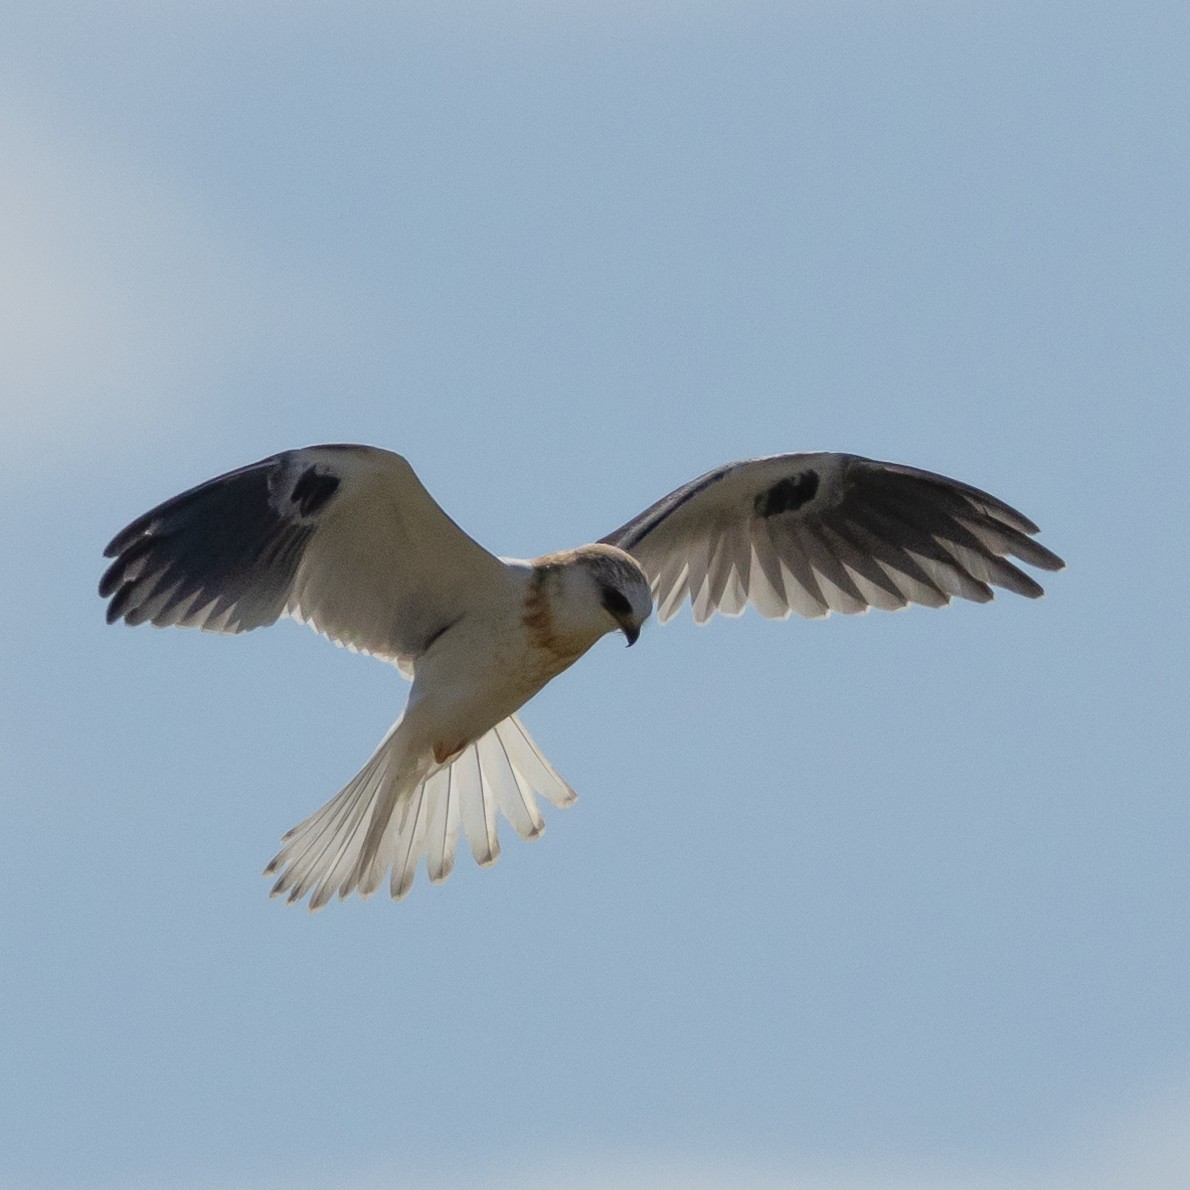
xmin=101 ymin=444 xmax=1063 ymax=909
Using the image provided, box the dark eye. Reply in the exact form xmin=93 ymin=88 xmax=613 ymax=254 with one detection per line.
xmin=600 ymin=586 xmax=633 ymax=619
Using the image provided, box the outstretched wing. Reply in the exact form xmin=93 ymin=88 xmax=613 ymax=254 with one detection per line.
xmin=601 ymin=453 xmax=1065 ymax=624
xmin=100 ymin=444 xmax=510 ymax=666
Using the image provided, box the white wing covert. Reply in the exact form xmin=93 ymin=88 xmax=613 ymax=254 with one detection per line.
xmin=601 ymin=453 xmax=1065 ymax=624
xmin=100 ymin=444 xmax=508 ymax=667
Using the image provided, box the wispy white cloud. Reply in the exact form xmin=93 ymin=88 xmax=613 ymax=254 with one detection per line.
xmin=120 ymin=1082 xmax=1190 ymax=1190
xmin=0 ymin=94 xmax=159 ymax=449
xmin=0 ymin=85 xmax=392 ymax=478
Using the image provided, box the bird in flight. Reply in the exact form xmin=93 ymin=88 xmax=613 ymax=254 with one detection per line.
xmin=100 ymin=445 xmax=1063 ymax=910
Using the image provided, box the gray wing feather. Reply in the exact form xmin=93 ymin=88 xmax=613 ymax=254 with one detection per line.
xmin=100 ymin=454 xmax=319 ymax=633
xmin=601 ymin=452 xmax=1064 ymax=625
xmin=101 ymin=444 xmax=508 ymax=664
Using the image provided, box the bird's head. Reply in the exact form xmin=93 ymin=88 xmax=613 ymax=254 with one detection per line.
xmin=528 ymin=544 xmax=653 ymax=653
xmin=530 ymin=544 xmax=649 ymax=648
xmin=582 ymin=544 xmax=653 ymax=646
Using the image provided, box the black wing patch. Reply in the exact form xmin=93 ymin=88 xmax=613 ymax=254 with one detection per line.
xmin=753 ymin=471 xmax=819 ymax=518
xmin=99 ymin=452 xmax=342 ymax=633
xmin=291 ymin=466 xmax=340 ymax=517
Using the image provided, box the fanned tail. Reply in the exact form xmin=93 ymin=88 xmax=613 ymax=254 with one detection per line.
xmin=263 ymin=713 xmax=577 ymax=911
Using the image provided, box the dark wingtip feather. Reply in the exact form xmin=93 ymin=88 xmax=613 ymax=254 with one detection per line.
xmin=98 ymin=558 xmax=122 ymax=599
xmin=1029 ymin=542 xmax=1065 ymax=572
xmin=99 ymin=535 xmax=156 ymax=598
xmin=1015 ymin=572 xmax=1046 ymax=599
xmin=998 ymin=508 xmax=1041 ymax=536
xmin=103 ymin=509 xmax=159 ymax=559
xmin=105 ymin=581 xmax=136 ymax=625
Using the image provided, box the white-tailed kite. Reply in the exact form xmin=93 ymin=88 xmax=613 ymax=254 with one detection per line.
xmin=100 ymin=445 xmax=1063 ymax=910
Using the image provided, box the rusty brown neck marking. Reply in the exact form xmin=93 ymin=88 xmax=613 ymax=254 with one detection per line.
xmin=522 ymin=559 xmax=585 ymax=668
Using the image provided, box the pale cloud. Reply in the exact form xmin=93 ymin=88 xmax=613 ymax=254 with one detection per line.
xmin=0 ymin=86 xmax=388 ymax=476
xmin=0 ymin=93 xmax=205 ymax=452
xmin=112 ymin=1082 xmax=1190 ymax=1190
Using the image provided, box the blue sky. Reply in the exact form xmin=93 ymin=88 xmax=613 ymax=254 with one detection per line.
xmin=3 ymin=2 xmax=1188 ymax=1187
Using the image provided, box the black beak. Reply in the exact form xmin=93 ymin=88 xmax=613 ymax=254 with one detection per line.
xmin=622 ymin=622 xmax=640 ymax=647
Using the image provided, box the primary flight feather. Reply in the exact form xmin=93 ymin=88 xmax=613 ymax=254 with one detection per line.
xmin=100 ymin=445 xmax=1063 ymax=909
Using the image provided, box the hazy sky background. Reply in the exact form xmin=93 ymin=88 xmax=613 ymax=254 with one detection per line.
xmin=3 ymin=3 xmax=1188 ymax=1188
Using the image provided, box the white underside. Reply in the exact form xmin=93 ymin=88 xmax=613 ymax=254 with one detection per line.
xmin=264 ymin=713 xmax=577 ymax=911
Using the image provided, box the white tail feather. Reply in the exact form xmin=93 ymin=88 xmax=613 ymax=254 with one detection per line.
xmin=494 ymin=715 xmax=578 ymax=810
xmin=423 ymin=767 xmax=460 ymax=884
xmin=457 ymin=743 xmax=499 ymax=867
xmin=263 ymin=713 xmax=577 ymax=910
